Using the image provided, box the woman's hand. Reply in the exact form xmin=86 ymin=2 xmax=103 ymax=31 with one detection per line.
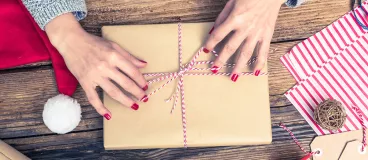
xmin=204 ymin=0 xmax=285 ymax=81
xmin=45 ymin=13 xmax=148 ymax=120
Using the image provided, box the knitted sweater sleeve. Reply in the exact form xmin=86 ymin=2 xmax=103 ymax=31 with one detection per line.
xmin=21 ymin=0 xmax=87 ymax=30
xmin=285 ymin=0 xmax=307 ymax=8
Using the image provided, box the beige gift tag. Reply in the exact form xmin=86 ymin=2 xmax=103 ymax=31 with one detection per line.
xmin=310 ymin=130 xmax=365 ymax=160
xmin=339 ymin=140 xmax=368 ymax=160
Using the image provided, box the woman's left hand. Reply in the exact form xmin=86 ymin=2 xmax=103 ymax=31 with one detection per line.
xmin=203 ymin=0 xmax=285 ymax=81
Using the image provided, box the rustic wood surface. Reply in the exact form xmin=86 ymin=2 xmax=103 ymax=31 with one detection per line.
xmin=0 ymin=0 xmax=355 ymax=159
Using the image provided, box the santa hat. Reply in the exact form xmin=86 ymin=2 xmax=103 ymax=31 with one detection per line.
xmin=1 ymin=0 xmax=81 ymax=134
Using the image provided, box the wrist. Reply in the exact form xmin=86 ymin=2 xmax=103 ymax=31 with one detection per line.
xmin=45 ymin=13 xmax=85 ymax=54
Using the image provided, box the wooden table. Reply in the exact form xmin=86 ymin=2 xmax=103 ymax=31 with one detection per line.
xmin=0 ymin=0 xmax=354 ymax=159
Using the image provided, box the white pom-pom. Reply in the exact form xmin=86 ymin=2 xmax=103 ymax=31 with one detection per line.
xmin=43 ymin=94 xmax=81 ymax=134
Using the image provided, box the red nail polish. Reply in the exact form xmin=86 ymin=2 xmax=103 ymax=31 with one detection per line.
xmin=141 ymin=95 xmax=148 ymax=102
xmin=209 ymin=26 xmax=214 ymax=34
xmin=104 ymin=113 xmax=111 ymax=120
xmin=203 ymin=48 xmax=210 ymax=53
xmin=255 ymin=70 xmax=260 ymax=76
xmin=231 ymin=74 xmax=239 ymax=82
xmin=139 ymin=59 xmax=147 ymax=63
xmin=301 ymin=153 xmax=313 ymax=160
xmin=211 ymin=66 xmax=219 ymax=73
xmin=131 ymin=103 xmax=139 ymax=110
xmin=142 ymin=85 xmax=148 ymax=91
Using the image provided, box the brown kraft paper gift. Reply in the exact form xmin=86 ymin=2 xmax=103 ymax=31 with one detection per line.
xmin=0 ymin=140 xmax=30 ymax=160
xmin=102 ymin=22 xmax=272 ymax=150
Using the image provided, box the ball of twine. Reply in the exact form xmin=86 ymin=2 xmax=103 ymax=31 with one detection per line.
xmin=314 ymin=99 xmax=346 ymax=131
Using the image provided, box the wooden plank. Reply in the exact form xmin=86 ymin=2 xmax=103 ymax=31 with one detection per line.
xmin=82 ymin=0 xmax=351 ymax=43
xmin=0 ymin=40 xmax=314 ymax=159
xmin=0 ymin=40 xmax=298 ymax=139
xmin=0 ymin=39 xmax=307 ymax=159
xmin=0 ymin=61 xmax=51 ymax=71
xmin=11 ymin=0 xmax=350 ymax=68
xmin=0 ymin=0 xmax=354 ymax=158
xmin=2 ymin=119 xmax=316 ymax=159
xmin=0 ymin=40 xmax=308 ymax=159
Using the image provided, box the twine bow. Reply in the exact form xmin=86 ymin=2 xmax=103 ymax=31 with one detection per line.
xmin=142 ymin=22 xmax=267 ymax=147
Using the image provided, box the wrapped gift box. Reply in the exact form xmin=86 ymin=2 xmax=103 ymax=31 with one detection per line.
xmin=0 ymin=140 xmax=30 ymax=160
xmin=102 ymin=22 xmax=272 ymax=150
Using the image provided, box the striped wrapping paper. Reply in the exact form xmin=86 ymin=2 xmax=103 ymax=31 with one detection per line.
xmin=280 ymin=2 xmax=368 ymax=135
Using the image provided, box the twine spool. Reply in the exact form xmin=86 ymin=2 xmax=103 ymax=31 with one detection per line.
xmin=314 ymin=99 xmax=347 ymax=130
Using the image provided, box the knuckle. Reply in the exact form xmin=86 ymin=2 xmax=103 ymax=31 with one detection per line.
xmin=240 ymin=50 xmax=252 ymax=58
xmin=128 ymin=69 xmax=140 ymax=79
xmin=97 ymin=61 xmax=109 ymax=70
xmin=123 ymin=82 xmax=134 ymax=91
xmin=109 ymin=51 xmax=121 ymax=62
xmin=257 ymin=56 xmax=267 ymax=64
xmin=257 ymin=51 xmax=268 ymax=59
xmin=126 ymin=80 xmax=136 ymax=88
xmin=247 ymin=23 xmax=256 ymax=30
xmin=107 ymin=88 xmax=121 ymax=99
xmin=86 ymin=94 xmax=97 ymax=103
xmin=95 ymin=107 xmax=106 ymax=115
xmin=217 ymin=56 xmax=227 ymax=65
xmin=224 ymin=44 xmax=237 ymax=54
xmin=78 ymin=79 xmax=89 ymax=88
xmin=232 ymin=16 xmax=244 ymax=26
xmin=138 ymin=90 xmax=145 ymax=97
xmin=211 ymin=34 xmax=222 ymax=43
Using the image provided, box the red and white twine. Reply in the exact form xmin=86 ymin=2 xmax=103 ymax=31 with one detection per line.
xmin=280 ymin=106 xmax=367 ymax=159
xmin=279 ymin=122 xmax=319 ymax=159
xmin=353 ymin=106 xmax=367 ymax=152
xmin=143 ymin=22 xmax=267 ymax=147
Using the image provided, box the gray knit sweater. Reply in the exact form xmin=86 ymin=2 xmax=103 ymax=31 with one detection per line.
xmin=286 ymin=0 xmax=307 ymax=8
xmin=21 ymin=0 xmax=87 ymax=30
xmin=22 ymin=0 xmax=305 ymax=31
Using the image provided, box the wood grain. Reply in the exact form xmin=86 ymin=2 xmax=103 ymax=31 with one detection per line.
xmin=3 ymin=124 xmax=315 ymax=160
xmin=82 ymin=0 xmax=351 ymax=42
xmin=0 ymin=40 xmax=315 ymax=159
xmin=0 ymin=0 xmax=353 ymax=159
xmin=16 ymin=0 xmax=352 ymax=68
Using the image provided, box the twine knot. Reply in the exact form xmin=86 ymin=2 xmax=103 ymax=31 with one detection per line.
xmin=142 ymin=22 xmax=267 ymax=147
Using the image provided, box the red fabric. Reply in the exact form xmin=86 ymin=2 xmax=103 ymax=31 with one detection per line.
xmin=0 ymin=0 xmax=78 ymax=96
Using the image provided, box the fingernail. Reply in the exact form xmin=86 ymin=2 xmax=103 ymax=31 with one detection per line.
xmin=254 ymin=70 xmax=260 ymax=76
xmin=104 ymin=113 xmax=111 ymax=120
xmin=131 ymin=103 xmax=139 ymax=110
xmin=139 ymin=59 xmax=147 ymax=63
xmin=231 ymin=74 xmax=239 ymax=82
xmin=203 ymin=48 xmax=210 ymax=53
xmin=141 ymin=95 xmax=148 ymax=102
xmin=142 ymin=85 xmax=148 ymax=91
xmin=209 ymin=26 xmax=214 ymax=34
xmin=211 ymin=66 xmax=219 ymax=73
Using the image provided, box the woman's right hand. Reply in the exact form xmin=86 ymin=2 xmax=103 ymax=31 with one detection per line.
xmin=45 ymin=13 xmax=148 ymax=120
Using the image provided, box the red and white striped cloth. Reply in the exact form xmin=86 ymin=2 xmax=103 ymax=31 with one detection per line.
xmin=281 ymin=2 xmax=368 ymax=135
